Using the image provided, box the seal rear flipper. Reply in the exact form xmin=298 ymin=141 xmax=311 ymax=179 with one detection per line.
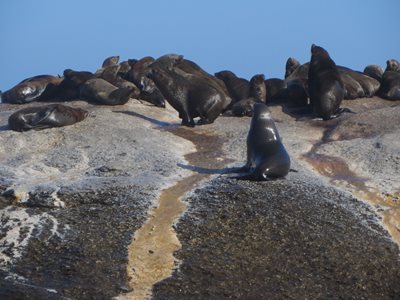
xmin=106 ymin=87 xmax=132 ymax=105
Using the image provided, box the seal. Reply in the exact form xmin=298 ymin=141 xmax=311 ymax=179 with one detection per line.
xmin=338 ymin=66 xmax=380 ymax=98
xmin=54 ymin=69 xmax=96 ymax=101
xmin=214 ymin=70 xmax=250 ymax=104
xmin=378 ymin=59 xmax=400 ymax=100
xmin=308 ymin=44 xmax=344 ymax=120
xmin=8 ymin=104 xmax=88 ymax=131
xmin=176 ymin=59 xmax=232 ymax=110
xmin=363 ymin=64 xmax=384 ymax=82
xmin=1 ymin=75 xmax=63 ymax=104
xmin=126 ymin=56 xmax=166 ymax=107
xmin=231 ymin=98 xmax=263 ymax=117
xmin=283 ymin=61 xmax=309 ymax=106
xmin=80 ymin=78 xmax=134 ymax=105
xmin=98 ymin=65 xmax=141 ymax=99
xmin=264 ymin=78 xmax=286 ymax=103
xmin=234 ymin=103 xmax=290 ymax=180
xmin=150 ymin=54 xmax=232 ymax=110
xmin=149 ymin=66 xmax=226 ymax=126
xmin=102 ymin=55 xmax=120 ymax=68
xmin=249 ymin=74 xmax=267 ymax=102
xmin=285 ymin=57 xmax=301 ymax=78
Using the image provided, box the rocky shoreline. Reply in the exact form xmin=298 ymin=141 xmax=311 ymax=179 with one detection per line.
xmin=1 ymin=96 xmax=400 ymax=299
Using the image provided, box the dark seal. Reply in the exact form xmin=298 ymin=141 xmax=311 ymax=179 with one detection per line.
xmin=1 ymin=75 xmax=63 ymax=104
xmin=378 ymin=59 xmax=400 ymax=100
xmin=285 ymin=57 xmax=301 ymax=78
xmin=231 ymin=98 xmax=262 ymax=117
xmin=80 ymin=78 xmax=134 ymax=105
xmin=214 ymin=70 xmax=250 ymax=104
xmin=149 ymin=66 xmax=226 ymax=126
xmin=8 ymin=104 xmax=88 ymax=131
xmin=249 ymin=74 xmax=266 ymax=102
xmin=308 ymin=44 xmax=344 ymax=120
xmin=234 ymin=103 xmax=290 ymax=180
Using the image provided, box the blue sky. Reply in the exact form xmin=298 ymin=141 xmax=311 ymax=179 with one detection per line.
xmin=1 ymin=0 xmax=399 ymax=91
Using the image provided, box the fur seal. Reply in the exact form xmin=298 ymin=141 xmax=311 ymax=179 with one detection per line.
xmin=98 ymin=65 xmax=141 ymax=99
xmin=230 ymin=74 xmax=266 ymax=117
xmin=283 ymin=61 xmax=310 ymax=106
xmin=285 ymin=57 xmax=301 ymax=78
xmin=8 ymin=104 xmax=88 ymax=131
xmin=264 ymin=78 xmax=286 ymax=103
xmin=308 ymin=44 xmax=344 ymax=120
xmin=231 ymin=98 xmax=263 ymax=117
xmin=378 ymin=59 xmax=400 ymax=100
xmin=150 ymin=54 xmax=232 ymax=110
xmin=364 ymin=64 xmax=384 ymax=82
xmin=149 ymin=66 xmax=225 ymax=126
xmin=80 ymin=78 xmax=134 ymax=105
xmin=249 ymin=74 xmax=267 ymax=102
xmin=1 ymin=75 xmax=63 ymax=104
xmin=338 ymin=66 xmax=380 ymax=98
xmin=214 ymin=70 xmax=250 ymax=104
xmin=55 ymin=69 xmax=96 ymax=100
xmin=127 ymin=56 xmax=166 ymax=107
xmin=234 ymin=103 xmax=290 ymax=180
xmin=102 ymin=55 xmax=120 ymax=68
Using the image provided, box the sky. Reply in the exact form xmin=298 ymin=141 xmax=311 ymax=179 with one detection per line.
xmin=1 ymin=0 xmax=399 ymax=91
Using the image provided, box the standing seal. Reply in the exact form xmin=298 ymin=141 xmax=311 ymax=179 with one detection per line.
xmin=233 ymin=103 xmax=290 ymax=180
xmin=149 ymin=66 xmax=225 ymax=126
xmin=308 ymin=44 xmax=344 ymax=120
xmin=8 ymin=104 xmax=88 ymax=131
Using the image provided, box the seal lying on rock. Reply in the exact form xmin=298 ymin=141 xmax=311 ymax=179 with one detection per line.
xmin=1 ymin=75 xmax=63 ymax=104
xmin=378 ymin=59 xmax=400 ymax=100
xmin=149 ymin=66 xmax=226 ymax=126
xmin=8 ymin=104 xmax=88 ymax=131
xmin=308 ymin=44 xmax=344 ymax=120
xmin=364 ymin=64 xmax=384 ymax=82
xmin=80 ymin=78 xmax=134 ymax=105
xmin=233 ymin=103 xmax=290 ymax=180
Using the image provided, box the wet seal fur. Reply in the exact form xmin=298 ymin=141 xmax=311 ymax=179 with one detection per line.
xmin=233 ymin=103 xmax=290 ymax=180
xmin=149 ymin=66 xmax=225 ymax=126
xmin=308 ymin=44 xmax=344 ymax=120
xmin=1 ymin=75 xmax=63 ymax=104
xmin=8 ymin=104 xmax=88 ymax=131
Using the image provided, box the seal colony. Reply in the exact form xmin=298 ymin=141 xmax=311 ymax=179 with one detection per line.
xmin=1 ymin=44 xmax=399 ymax=176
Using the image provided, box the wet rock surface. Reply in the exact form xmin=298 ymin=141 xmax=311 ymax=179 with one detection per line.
xmin=1 ymin=97 xmax=400 ymax=299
